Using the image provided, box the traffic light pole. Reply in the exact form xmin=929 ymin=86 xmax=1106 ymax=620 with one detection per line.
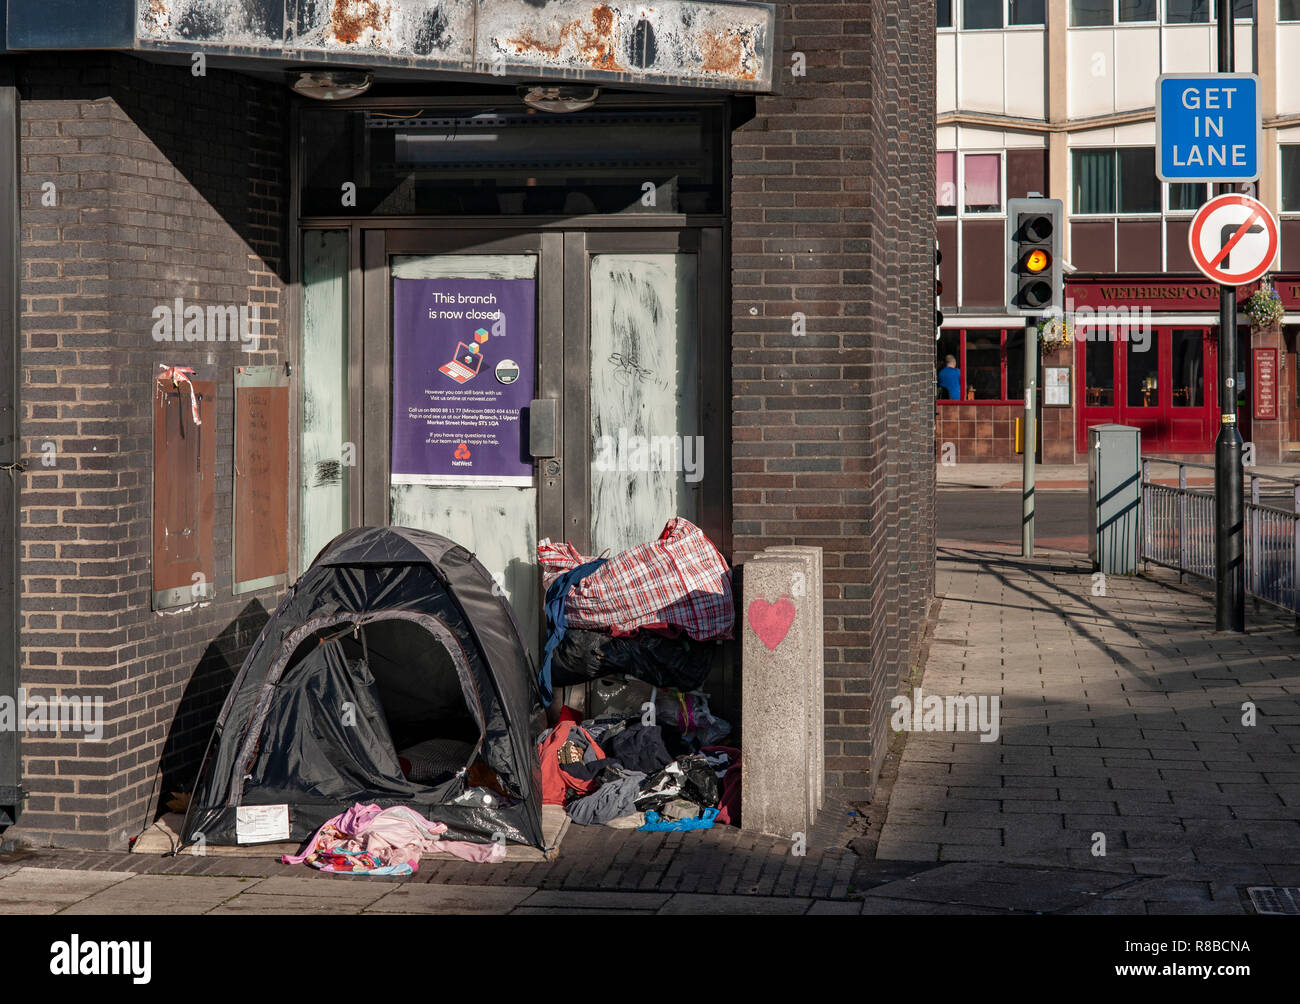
xmin=1214 ymin=0 xmax=1245 ymax=632
xmin=1022 ymin=317 xmax=1037 ymax=558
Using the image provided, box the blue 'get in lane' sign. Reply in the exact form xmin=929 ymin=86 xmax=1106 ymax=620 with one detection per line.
xmin=1156 ymin=73 xmax=1261 ymax=184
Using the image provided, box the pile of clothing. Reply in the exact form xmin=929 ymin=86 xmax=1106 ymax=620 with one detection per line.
xmin=536 ymin=517 xmax=735 ymax=705
xmin=281 ymin=803 xmax=505 ymax=876
xmin=539 ymin=705 xmax=741 ymax=830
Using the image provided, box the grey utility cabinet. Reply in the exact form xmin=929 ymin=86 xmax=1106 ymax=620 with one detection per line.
xmin=1088 ymin=424 xmax=1142 ymax=575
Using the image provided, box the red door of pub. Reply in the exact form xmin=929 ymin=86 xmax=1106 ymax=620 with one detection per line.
xmin=1076 ymin=327 xmax=1217 ymax=453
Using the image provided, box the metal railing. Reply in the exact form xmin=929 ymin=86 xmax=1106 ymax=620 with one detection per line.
xmin=1141 ymin=457 xmax=1300 ymax=615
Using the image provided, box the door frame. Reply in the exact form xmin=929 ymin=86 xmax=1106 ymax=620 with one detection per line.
xmin=1076 ymin=325 xmax=1219 ymax=454
xmin=355 ymin=223 xmax=729 ymax=561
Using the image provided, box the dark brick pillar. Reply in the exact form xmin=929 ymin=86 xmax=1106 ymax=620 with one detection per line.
xmin=731 ymin=2 xmax=936 ymax=797
xmin=14 ymin=54 xmax=289 ymax=848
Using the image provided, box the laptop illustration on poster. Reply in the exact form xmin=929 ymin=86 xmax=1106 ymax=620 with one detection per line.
xmin=439 ymin=342 xmax=483 ymax=384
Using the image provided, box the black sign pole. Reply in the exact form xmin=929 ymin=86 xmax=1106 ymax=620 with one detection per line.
xmin=1214 ymin=0 xmax=1245 ymax=633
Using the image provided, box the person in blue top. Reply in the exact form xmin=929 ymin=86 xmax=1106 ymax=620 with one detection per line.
xmin=937 ymin=355 xmax=962 ymax=400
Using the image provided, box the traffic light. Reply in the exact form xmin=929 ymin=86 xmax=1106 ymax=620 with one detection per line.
xmin=1006 ymin=197 xmax=1063 ymax=316
xmin=935 ymin=240 xmax=944 ymax=340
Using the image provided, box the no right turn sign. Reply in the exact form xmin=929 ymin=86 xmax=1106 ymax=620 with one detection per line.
xmin=1188 ymin=193 xmax=1279 ymax=287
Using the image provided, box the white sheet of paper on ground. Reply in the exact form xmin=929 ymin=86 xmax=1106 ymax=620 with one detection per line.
xmin=235 ymin=804 xmax=291 ymax=844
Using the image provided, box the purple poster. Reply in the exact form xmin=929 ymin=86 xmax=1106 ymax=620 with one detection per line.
xmin=391 ymin=277 xmax=536 ymax=486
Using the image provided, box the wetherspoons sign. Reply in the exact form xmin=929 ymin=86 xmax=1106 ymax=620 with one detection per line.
xmin=1065 ymin=280 xmax=1250 ymax=311
xmin=4 ymin=0 xmax=776 ymax=92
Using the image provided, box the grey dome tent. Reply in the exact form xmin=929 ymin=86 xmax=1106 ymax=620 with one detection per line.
xmin=180 ymin=526 xmax=544 ymax=852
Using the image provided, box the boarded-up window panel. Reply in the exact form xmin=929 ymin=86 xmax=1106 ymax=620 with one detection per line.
xmin=153 ymin=380 xmax=215 ymax=609
xmin=1116 ymin=220 xmax=1162 ymax=273
xmin=1284 ymin=221 xmax=1300 ymax=272
xmin=1007 ymin=149 xmax=1048 ymax=201
xmin=961 ymin=219 xmax=1006 ymax=308
xmin=1069 ymin=219 xmax=1116 ymax=273
xmin=938 ymin=219 xmax=959 ymax=310
xmin=1167 ymin=220 xmax=1195 ymax=274
xmin=234 ymin=369 xmax=289 ymax=593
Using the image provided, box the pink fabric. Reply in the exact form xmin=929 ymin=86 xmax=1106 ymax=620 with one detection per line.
xmin=282 ymin=803 xmax=504 ymax=869
xmin=537 ymin=517 xmax=733 ymax=640
xmin=936 ymin=151 xmax=956 ymax=209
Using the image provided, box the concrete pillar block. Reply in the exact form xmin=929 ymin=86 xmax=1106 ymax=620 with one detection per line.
xmin=740 ymin=556 xmax=816 ymax=839
xmin=766 ymin=545 xmax=824 ymax=812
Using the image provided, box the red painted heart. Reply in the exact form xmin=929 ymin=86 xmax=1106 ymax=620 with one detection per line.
xmin=748 ymin=597 xmax=796 ymax=651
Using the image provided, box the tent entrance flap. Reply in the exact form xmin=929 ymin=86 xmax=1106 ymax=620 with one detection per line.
xmin=244 ymin=616 xmax=487 ymax=806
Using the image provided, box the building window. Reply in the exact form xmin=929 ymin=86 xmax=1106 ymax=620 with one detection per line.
xmin=1171 ymin=331 xmax=1205 ymax=408
xmin=1008 ymin=0 xmax=1046 ymax=25
xmin=963 ymin=0 xmax=1004 ymax=29
xmin=1117 ymin=148 xmax=1159 ymax=213
xmin=937 ymin=151 xmax=1003 ymax=216
xmin=1282 ymin=146 xmax=1300 ymax=213
xmin=936 ymin=330 xmax=1026 ymax=403
xmin=1127 ymin=339 xmax=1159 ymax=407
xmin=939 ymin=0 xmax=954 ymax=27
xmin=1076 ymin=0 xmax=1248 ymax=21
xmin=1167 ymin=0 xmax=1211 ymax=22
xmin=937 ymin=331 xmax=962 ymax=399
xmin=1284 ymin=1 xmax=1300 ymax=23
xmin=964 ymin=153 xmax=1003 ymax=213
xmin=1168 ymin=182 xmax=1208 ymax=212
xmin=1072 ymin=148 xmax=1159 ymax=215
xmin=1072 ymin=0 xmax=1114 ymax=25
xmin=1120 ymin=0 xmax=1157 ymax=20
xmin=1074 ymin=150 xmax=1116 ymax=213
xmin=1085 ymin=341 xmax=1115 ymax=407
xmin=937 ymin=152 xmax=957 ymax=216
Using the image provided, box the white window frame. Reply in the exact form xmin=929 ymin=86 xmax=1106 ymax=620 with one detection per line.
xmin=1069 ymin=146 xmax=1164 ymax=218
xmin=1280 ymin=144 xmax=1300 ymax=217
xmin=1067 ymin=1 xmax=1146 ymax=28
xmin=1004 ymin=0 xmax=1049 ymax=29
xmin=936 ymin=150 xmax=960 ymax=217
xmin=942 ymin=149 xmax=1007 ymax=218
xmin=1163 ymin=0 xmax=1254 ymax=24
xmin=1067 ymin=1 xmax=1254 ymax=27
xmin=957 ymin=0 xmax=1006 ymax=31
xmin=1163 ymin=180 xmax=1209 ymax=216
xmin=1119 ymin=0 xmax=1159 ymax=26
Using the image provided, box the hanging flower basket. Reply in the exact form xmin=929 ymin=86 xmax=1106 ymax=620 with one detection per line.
xmin=1243 ymin=277 xmax=1285 ymax=329
xmin=1037 ymin=315 xmax=1074 ymax=353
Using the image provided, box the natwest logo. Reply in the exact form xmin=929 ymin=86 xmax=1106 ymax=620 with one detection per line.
xmin=452 ymin=443 xmax=472 ymax=467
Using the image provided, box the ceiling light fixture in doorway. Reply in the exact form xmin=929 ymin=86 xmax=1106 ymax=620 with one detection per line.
xmin=519 ymin=85 xmax=599 ymax=113
xmin=292 ymin=71 xmax=374 ymax=101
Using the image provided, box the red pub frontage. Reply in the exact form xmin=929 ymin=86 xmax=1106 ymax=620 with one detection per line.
xmin=937 ymin=275 xmax=1300 ymax=466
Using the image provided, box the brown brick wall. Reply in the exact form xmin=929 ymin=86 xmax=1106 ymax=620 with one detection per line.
xmin=937 ymin=404 xmax=1023 ymax=463
xmin=12 ymin=54 xmax=288 ymax=849
xmin=731 ymin=1 xmax=937 ymax=797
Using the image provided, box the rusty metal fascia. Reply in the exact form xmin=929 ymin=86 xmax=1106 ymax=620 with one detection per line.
xmin=475 ymin=0 xmax=775 ymax=93
xmin=127 ymin=0 xmax=773 ymax=91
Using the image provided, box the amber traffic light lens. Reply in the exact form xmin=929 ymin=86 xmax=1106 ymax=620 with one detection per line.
xmin=1024 ymin=249 xmax=1050 ymax=273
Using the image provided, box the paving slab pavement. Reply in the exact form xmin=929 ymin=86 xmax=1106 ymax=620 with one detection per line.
xmin=936 ymin=461 xmax=1300 ymax=491
xmin=61 ymin=875 xmax=254 ymax=915
xmin=0 ymin=868 xmax=134 ymax=915
xmin=876 ymin=542 xmax=1300 ymax=910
